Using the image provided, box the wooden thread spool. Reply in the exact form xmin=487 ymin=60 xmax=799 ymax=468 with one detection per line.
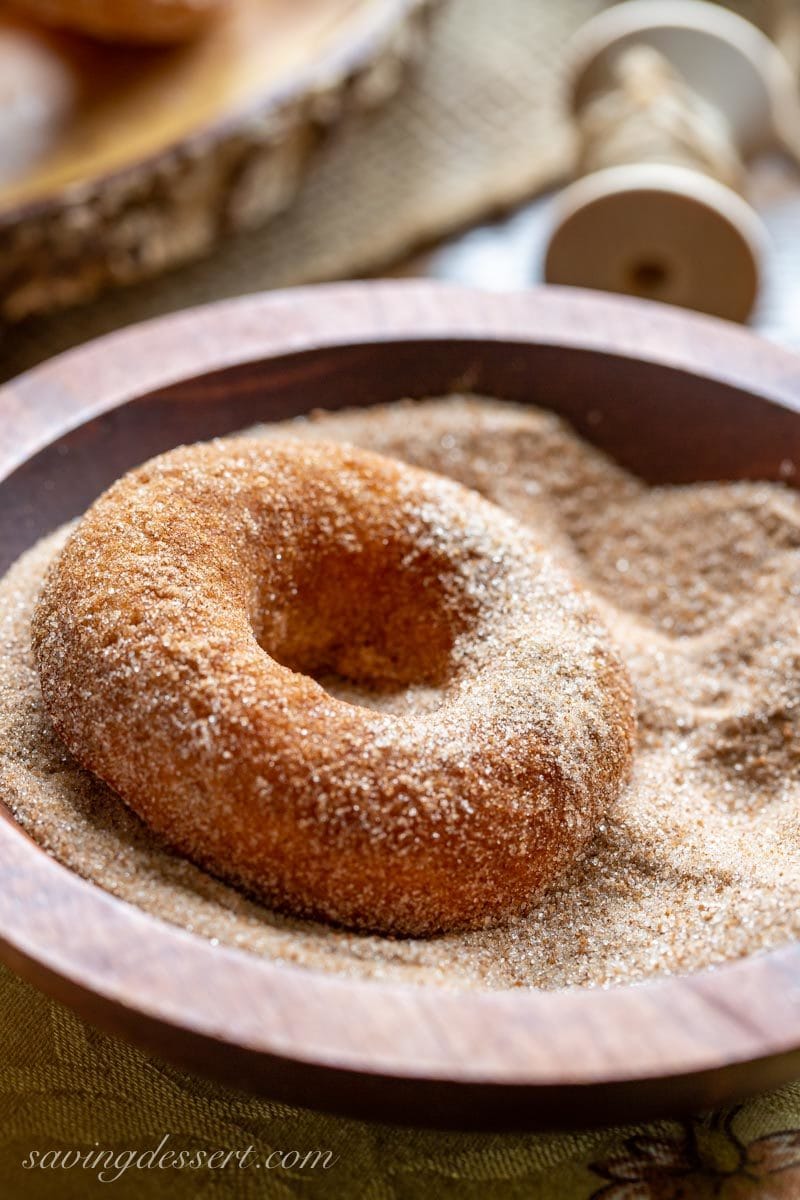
xmin=544 ymin=0 xmax=800 ymax=323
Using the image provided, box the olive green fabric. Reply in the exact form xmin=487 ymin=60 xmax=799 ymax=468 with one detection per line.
xmin=2 ymin=962 xmax=800 ymax=1199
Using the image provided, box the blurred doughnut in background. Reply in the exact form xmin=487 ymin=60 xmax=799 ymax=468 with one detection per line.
xmin=9 ymin=0 xmax=228 ymax=44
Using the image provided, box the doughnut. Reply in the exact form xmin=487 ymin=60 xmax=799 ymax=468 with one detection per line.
xmin=32 ymin=438 xmax=635 ymax=935
xmin=11 ymin=0 xmax=226 ymax=43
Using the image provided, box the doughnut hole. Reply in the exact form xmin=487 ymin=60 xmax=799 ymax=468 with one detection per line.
xmin=253 ymin=534 xmax=477 ymax=697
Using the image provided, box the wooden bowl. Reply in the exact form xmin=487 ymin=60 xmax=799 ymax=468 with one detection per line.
xmin=2 ymin=281 xmax=800 ymax=1131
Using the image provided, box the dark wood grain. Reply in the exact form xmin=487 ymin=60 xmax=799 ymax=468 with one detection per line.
xmin=1 ymin=280 xmax=800 ymax=1130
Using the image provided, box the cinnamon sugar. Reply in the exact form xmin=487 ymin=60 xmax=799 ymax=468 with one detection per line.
xmin=1 ymin=395 xmax=799 ymax=989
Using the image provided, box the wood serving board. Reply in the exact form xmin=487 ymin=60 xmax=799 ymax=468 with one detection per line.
xmin=2 ymin=281 xmax=800 ymax=1131
xmin=0 ymin=0 xmax=433 ymax=321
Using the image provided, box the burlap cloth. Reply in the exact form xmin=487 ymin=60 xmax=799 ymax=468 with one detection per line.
xmin=5 ymin=1 xmax=800 ymax=1196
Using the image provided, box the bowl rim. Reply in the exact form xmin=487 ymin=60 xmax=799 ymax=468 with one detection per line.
xmin=3 ymin=279 xmax=800 ymax=1127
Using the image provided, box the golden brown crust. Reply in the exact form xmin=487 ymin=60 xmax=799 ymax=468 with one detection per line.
xmin=32 ymin=438 xmax=636 ymax=935
xmin=11 ymin=0 xmax=226 ymax=43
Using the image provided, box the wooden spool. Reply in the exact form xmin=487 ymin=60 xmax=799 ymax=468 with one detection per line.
xmin=0 ymin=0 xmax=435 ymax=321
xmin=3 ymin=281 xmax=800 ymax=1129
xmin=544 ymin=0 xmax=800 ymax=323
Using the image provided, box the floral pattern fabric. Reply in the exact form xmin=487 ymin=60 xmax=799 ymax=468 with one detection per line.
xmin=590 ymin=1112 xmax=800 ymax=1199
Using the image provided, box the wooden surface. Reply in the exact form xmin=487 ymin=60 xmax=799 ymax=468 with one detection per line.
xmin=2 ymin=281 xmax=800 ymax=1130
xmin=0 ymin=0 xmax=433 ymax=320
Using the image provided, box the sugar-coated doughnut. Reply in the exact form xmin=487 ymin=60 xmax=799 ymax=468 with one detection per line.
xmin=12 ymin=0 xmax=226 ymax=44
xmin=32 ymin=438 xmax=635 ymax=935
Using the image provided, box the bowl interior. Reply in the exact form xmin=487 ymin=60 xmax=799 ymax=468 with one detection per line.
xmin=2 ymin=336 xmax=798 ymax=577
